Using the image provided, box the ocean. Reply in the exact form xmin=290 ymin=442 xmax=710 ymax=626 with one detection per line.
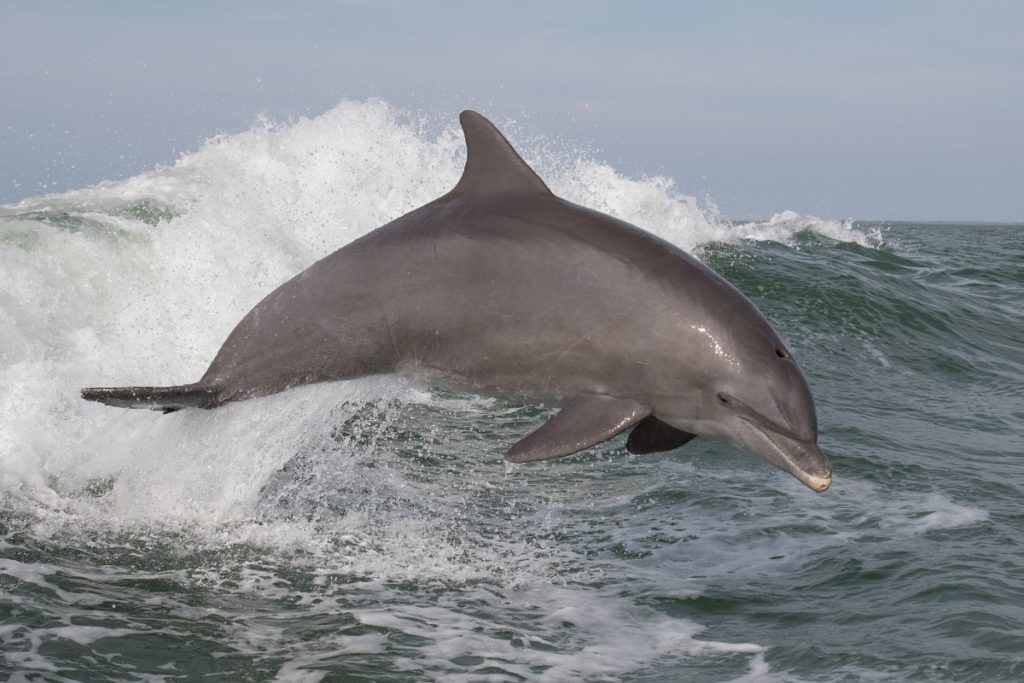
xmin=1 ymin=100 xmax=1021 ymax=681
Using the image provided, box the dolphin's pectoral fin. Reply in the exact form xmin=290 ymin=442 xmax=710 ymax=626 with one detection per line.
xmin=505 ymin=394 xmax=650 ymax=463
xmin=625 ymin=416 xmax=697 ymax=455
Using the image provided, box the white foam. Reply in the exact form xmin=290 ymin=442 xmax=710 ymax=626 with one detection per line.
xmin=878 ymin=491 xmax=990 ymax=535
xmin=333 ymin=583 xmax=767 ymax=681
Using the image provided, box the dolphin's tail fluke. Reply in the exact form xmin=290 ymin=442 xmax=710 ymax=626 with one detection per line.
xmin=81 ymin=383 xmax=220 ymax=413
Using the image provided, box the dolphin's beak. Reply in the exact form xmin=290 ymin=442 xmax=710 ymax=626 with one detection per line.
xmin=784 ymin=441 xmax=832 ymax=492
xmin=738 ymin=417 xmax=833 ymax=492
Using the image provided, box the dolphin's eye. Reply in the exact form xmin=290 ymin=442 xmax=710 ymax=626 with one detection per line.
xmin=775 ymin=348 xmax=788 ymax=359
xmin=717 ymin=393 xmax=731 ymax=405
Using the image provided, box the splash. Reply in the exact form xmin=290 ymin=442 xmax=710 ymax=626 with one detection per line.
xmin=733 ymin=209 xmax=880 ymax=247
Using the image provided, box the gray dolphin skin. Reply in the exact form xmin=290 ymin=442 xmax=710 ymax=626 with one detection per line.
xmin=83 ymin=111 xmax=832 ymax=492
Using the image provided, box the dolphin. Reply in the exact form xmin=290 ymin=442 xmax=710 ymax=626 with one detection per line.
xmin=83 ymin=111 xmax=832 ymax=492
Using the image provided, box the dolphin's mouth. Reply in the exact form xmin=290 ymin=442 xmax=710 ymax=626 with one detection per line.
xmin=738 ymin=415 xmax=832 ymax=492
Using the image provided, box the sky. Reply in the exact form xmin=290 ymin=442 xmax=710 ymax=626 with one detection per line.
xmin=1 ymin=0 xmax=1022 ymax=222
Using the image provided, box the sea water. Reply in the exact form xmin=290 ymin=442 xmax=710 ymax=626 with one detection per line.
xmin=1 ymin=100 xmax=1022 ymax=681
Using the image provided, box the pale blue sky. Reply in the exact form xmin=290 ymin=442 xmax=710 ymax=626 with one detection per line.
xmin=2 ymin=0 xmax=1022 ymax=221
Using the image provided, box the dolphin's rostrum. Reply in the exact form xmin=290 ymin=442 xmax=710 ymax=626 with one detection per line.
xmin=83 ymin=111 xmax=832 ymax=492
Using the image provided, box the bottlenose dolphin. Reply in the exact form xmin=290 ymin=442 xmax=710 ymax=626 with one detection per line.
xmin=83 ymin=111 xmax=832 ymax=492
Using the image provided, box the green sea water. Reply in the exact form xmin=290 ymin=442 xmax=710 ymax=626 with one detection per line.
xmin=1 ymin=103 xmax=1022 ymax=681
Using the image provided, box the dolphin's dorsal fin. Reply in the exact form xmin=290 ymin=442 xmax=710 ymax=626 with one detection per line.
xmin=453 ymin=110 xmax=551 ymax=197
